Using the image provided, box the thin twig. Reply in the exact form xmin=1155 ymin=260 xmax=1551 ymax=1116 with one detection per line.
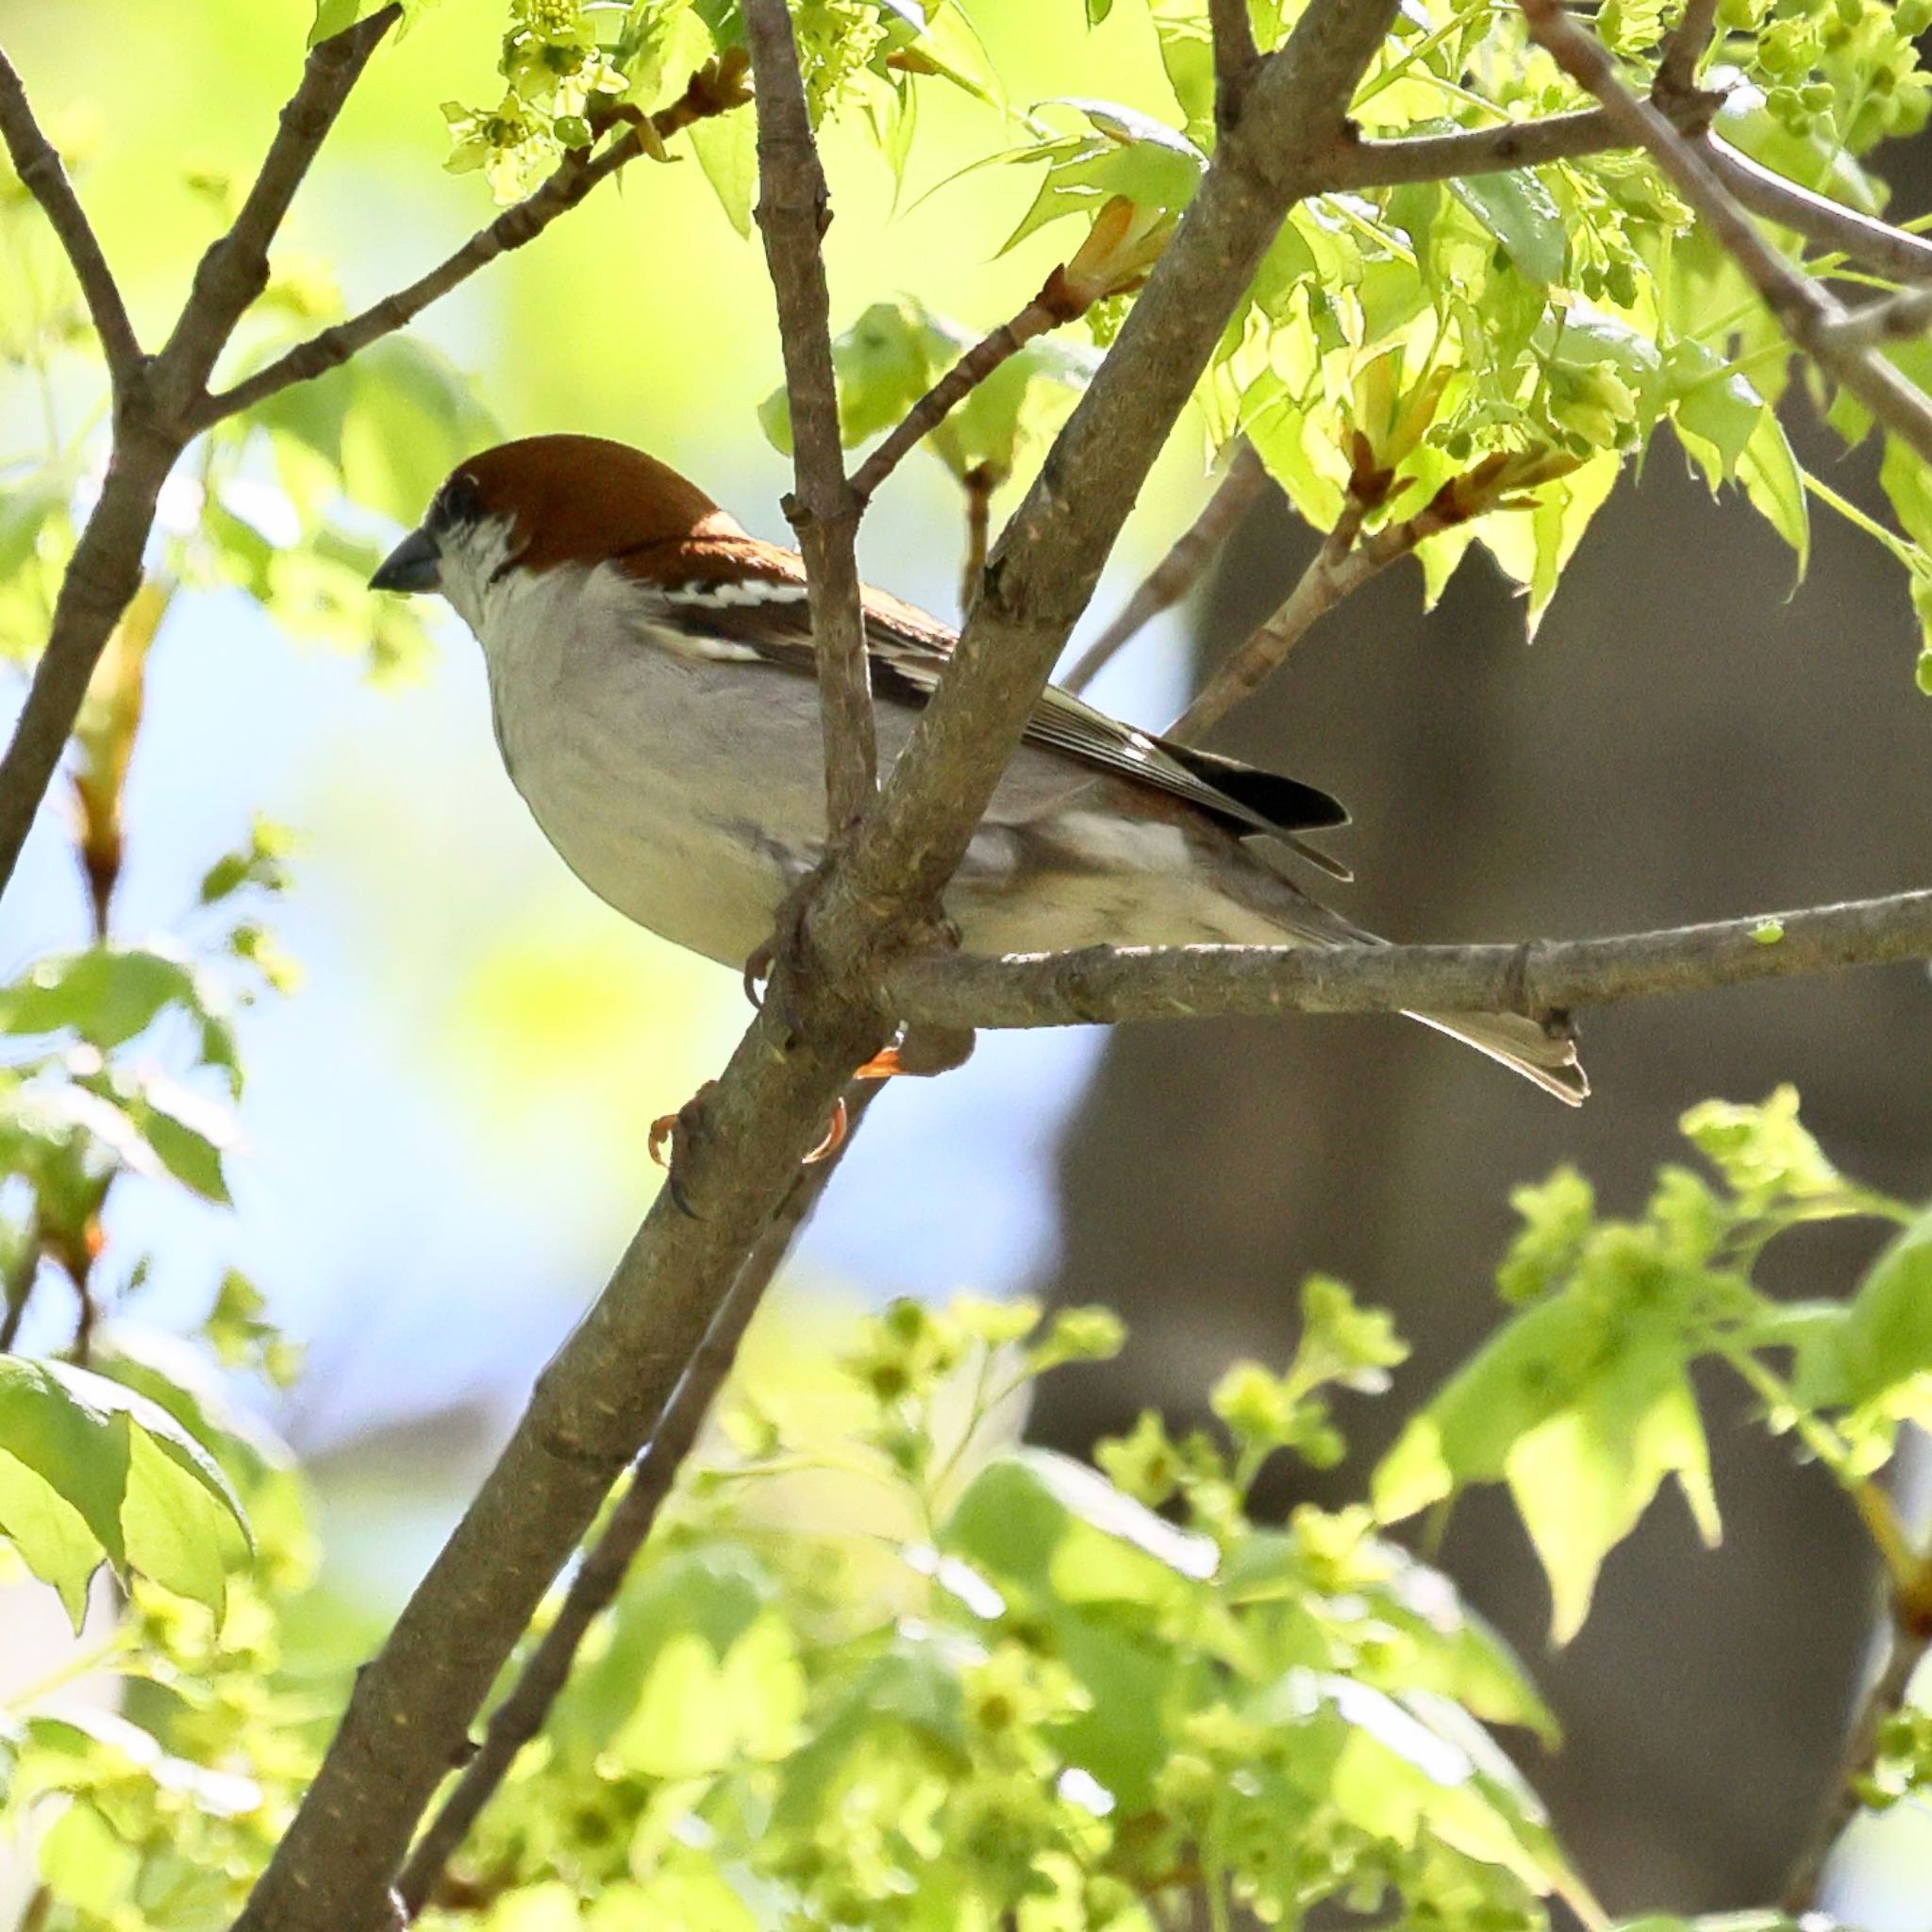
xmin=1705 ymin=134 xmax=1932 ymax=284
xmin=1820 ymin=284 xmax=1932 ymax=352
xmin=156 ymin=6 xmax=401 ymax=416
xmin=392 ymin=1088 xmax=879 ymax=1918
xmin=744 ymin=0 xmax=876 ymax=834
xmin=1170 ymin=450 xmax=1570 ymax=741
xmin=1323 ymin=104 xmax=1932 ymax=295
xmin=1208 ymin=0 xmax=1261 ymax=134
xmin=958 ymin=462 xmax=1002 ymax=616
xmin=1324 ymin=106 xmax=1619 ymax=188
xmin=886 ymin=885 xmax=1932 ymax=1031
xmin=0 ymin=1213 xmax=39 ymax=1353
xmin=0 ymin=49 xmax=142 ymax=392
xmin=0 ymin=6 xmax=401 ymax=909
xmin=1061 ymin=441 xmax=1270 ymax=695
xmin=1522 ymin=0 xmax=1932 ymax=466
xmin=196 ymin=54 xmax=750 ymax=429
xmin=850 ymin=290 xmax=1074 ymax=507
xmin=1783 ymin=1593 xmax=1932 ymax=1910
xmin=1653 ymin=0 xmax=1723 ymax=112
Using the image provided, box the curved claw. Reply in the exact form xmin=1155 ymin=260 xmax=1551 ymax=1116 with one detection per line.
xmin=741 ymin=940 xmax=774 ymax=1010
xmin=805 ymin=1095 xmax=848 ymax=1164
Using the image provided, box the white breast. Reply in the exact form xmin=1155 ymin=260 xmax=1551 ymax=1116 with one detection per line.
xmin=472 ymin=561 xmax=823 ymax=967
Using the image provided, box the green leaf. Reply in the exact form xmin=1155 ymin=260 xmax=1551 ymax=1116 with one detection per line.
xmin=1447 ymin=171 xmax=1566 ymax=285
xmin=1737 ymin=406 xmax=1808 ymax=575
xmin=1503 ymin=1346 xmax=1717 ymax=1642
xmin=308 ymin=0 xmax=366 ymax=44
xmin=0 ymin=947 xmax=236 ymax=1081
xmin=308 ymin=0 xmax=422 ymax=45
xmin=37 ymin=1801 xmax=139 ymax=1916
xmin=952 ymin=1450 xmax=1216 ymax=1594
xmin=0 ymin=475 xmax=68 ymax=583
xmin=0 ymin=1357 xmax=249 ymax=1624
xmin=553 ymin=1543 xmax=772 ymax=1758
xmin=1792 ymin=1208 xmax=1932 ymax=1425
xmin=1148 ymin=0 xmax=1215 ymax=144
xmin=1680 ymin=1086 xmax=1846 ymax=1213
xmin=762 ymin=295 xmax=1093 ymax=481
xmin=1374 ymin=1266 xmax=1719 ymax=1641
xmin=253 ymin=336 xmax=497 ymax=525
xmin=691 ymin=108 xmax=758 ymax=238
xmin=1666 ymin=340 xmax=1765 ymax=486
xmin=905 ymin=1 xmax=1001 ymax=106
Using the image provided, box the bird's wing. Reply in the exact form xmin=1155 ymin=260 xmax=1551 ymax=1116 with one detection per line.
xmin=617 ymin=538 xmax=1351 ymax=867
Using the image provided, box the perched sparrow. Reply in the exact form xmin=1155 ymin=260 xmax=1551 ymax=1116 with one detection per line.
xmin=371 ymin=434 xmax=1586 ymax=1104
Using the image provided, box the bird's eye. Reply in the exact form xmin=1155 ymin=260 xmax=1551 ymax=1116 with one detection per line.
xmin=436 ymin=473 xmax=483 ymax=527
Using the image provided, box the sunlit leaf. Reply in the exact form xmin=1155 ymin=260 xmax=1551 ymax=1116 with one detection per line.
xmin=1448 ymin=170 xmax=1566 ymax=285
xmin=0 ymin=1357 xmax=249 ymax=1624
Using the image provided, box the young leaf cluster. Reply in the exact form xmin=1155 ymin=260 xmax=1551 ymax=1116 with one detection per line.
xmin=1374 ymin=1088 xmax=1928 ymax=1641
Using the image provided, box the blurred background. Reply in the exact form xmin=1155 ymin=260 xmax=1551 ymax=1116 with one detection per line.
xmin=2 ymin=0 xmax=1931 ymax=1922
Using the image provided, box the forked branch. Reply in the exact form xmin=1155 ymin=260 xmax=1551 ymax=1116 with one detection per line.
xmin=392 ymin=1086 xmax=880 ymax=1916
xmin=0 ymin=49 xmax=142 ymax=391
xmin=1170 ymin=448 xmax=1574 ymax=741
xmin=0 ymin=5 xmax=402 ymax=907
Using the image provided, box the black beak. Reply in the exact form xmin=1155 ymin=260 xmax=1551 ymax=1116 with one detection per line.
xmin=370 ymin=526 xmax=442 ymax=594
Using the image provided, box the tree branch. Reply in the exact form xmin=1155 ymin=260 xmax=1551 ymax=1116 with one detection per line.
xmin=0 ymin=8 xmax=400 ymax=910
xmin=231 ymin=10 xmax=1409 ymax=1925
xmin=1324 ymin=106 xmax=1616 ymax=189
xmin=1783 ymin=1546 xmax=1932 ymax=1909
xmin=811 ymin=0 xmax=1407 ymax=965
xmin=1704 ymin=133 xmax=1932 ymax=283
xmin=1320 ymin=98 xmax=1932 ymax=296
xmin=1522 ymin=0 xmax=1932 ymax=467
xmin=154 ymin=5 xmax=399 ymax=416
xmin=231 ymin=988 xmax=892 ymax=1932
xmin=850 ymin=286 xmax=1075 ymax=508
xmin=885 ymin=887 xmax=1932 ymax=1031
xmin=745 ymin=0 xmax=876 ymax=833
xmin=196 ymin=55 xmax=751 ymax=429
xmin=392 ymin=1087 xmax=878 ymax=1918
xmin=1061 ymin=440 xmax=1270 ymax=695
xmin=1653 ymin=0 xmax=1723 ymax=112
xmin=1208 ymin=0 xmax=1261 ymax=134
xmin=1169 ymin=449 xmax=1574 ymax=741
xmin=0 ymin=48 xmax=142 ymax=392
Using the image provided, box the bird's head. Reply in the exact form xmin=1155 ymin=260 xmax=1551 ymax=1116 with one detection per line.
xmin=369 ymin=433 xmax=746 ymax=630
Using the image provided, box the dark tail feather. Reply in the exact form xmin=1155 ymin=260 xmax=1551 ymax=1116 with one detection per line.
xmin=1406 ymin=1008 xmax=1589 ymax=1106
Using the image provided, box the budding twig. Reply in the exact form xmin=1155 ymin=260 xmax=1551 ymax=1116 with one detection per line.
xmin=1061 ymin=441 xmax=1271 ymax=696
xmin=1169 ymin=449 xmax=1573 ymax=742
xmin=196 ymin=53 xmax=751 ymax=428
xmin=1522 ymin=0 xmax=1932 ymax=467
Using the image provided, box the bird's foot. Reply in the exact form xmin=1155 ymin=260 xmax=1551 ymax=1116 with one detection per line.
xmin=855 ymin=1022 xmax=977 ymax=1082
xmin=648 ymin=1080 xmax=718 ymax=1218
xmin=741 ymin=870 xmax=826 ymax=1036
